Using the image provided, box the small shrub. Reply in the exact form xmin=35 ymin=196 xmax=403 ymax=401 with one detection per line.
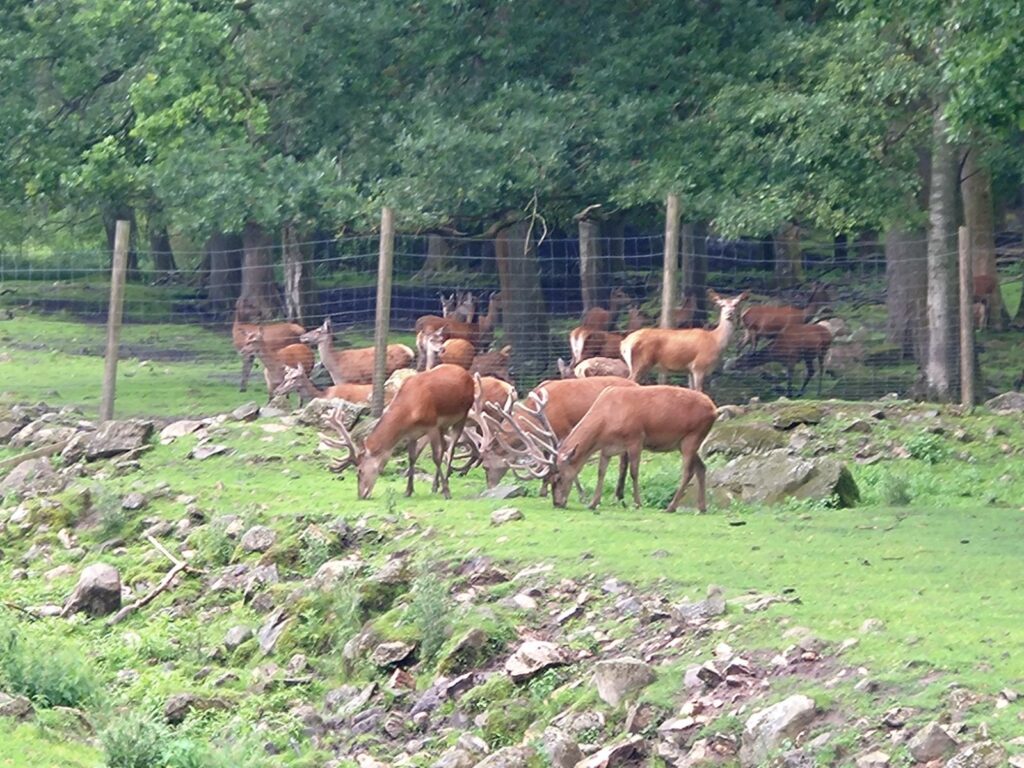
xmin=298 ymin=526 xmax=333 ymax=573
xmin=406 ymin=573 xmax=452 ymax=665
xmin=294 ymin=583 xmax=364 ymax=655
xmin=905 ymin=434 xmax=948 ymax=464
xmin=101 ymin=710 xmax=169 ymax=768
xmin=93 ymin=487 xmax=132 ymax=540
xmin=0 ymin=618 xmax=99 ymax=707
xmin=189 ymin=522 xmax=235 ymax=567
xmin=878 ymin=473 xmax=912 ymax=506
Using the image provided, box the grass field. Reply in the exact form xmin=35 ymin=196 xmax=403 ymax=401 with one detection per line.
xmin=2 ymin=301 xmax=1024 ymax=766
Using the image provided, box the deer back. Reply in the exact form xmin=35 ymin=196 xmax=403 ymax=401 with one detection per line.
xmin=440 ymin=338 xmax=476 ymax=369
xmin=533 ymin=376 xmax=638 ymax=438
xmin=470 ymin=345 xmax=512 ymax=381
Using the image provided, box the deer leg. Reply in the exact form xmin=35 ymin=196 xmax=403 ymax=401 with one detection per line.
xmin=428 ymin=431 xmax=445 ymax=495
xmin=798 ymin=358 xmax=814 ymax=397
xmin=575 ymin=477 xmax=587 ymax=503
xmin=614 ymin=454 xmax=628 ymax=501
xmin=628 ymin=448 xmax=642 ymax=507
xmin=668 ymin=441 xmax=705 ymax=513
xmin=589 ymin=453 xmax=611 ymax=510
xmin=440 ymin=421 xmax=466 ymax=499
xmin=240 ymin=353 xmax=254 ymax=392
xmin=817 ymin=352 xmax=826 ymax=396
xmin=407 ymin=437 xmax=424 ymax=497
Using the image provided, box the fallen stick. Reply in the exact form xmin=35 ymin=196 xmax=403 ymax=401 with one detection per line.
xmin=0 ymin=439 xmax=73 ymax=472
xmin=107 ymin=560 xmax=189 ymax=626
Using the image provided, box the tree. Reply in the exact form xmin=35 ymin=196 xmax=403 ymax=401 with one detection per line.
xmin=925 ymin=111 xmax=957 ymax=401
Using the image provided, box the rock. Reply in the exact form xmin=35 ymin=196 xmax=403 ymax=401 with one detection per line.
xmin=159 ymin=420 xmax=204 ymax=443
xmin=355 ymin=756 xmax=389 ymax=768
xmin=224 ymin=626 xmax=252 ymax=651
xmin=907 ymin=722 xmax=957 ymax=763
xmin=0 ymin=692 xmax=34 ymax=720
xmin=62 ymin=563 xmax=121 ymax=618
xmin=256 ymin=609 xmax=290 ymax=654
xmin=44 ymin=564 xmax=76 ymax=582
xmin=704 ymin=424 xmax=787 ymax=457
xmin=0 ymin=457 xmax=65 ymax=498
xmin=370 ymin=641 xmax=416 ymax=667
xmin=438 ymin=628 xmax=488 ymax=674
xmin=240 ymin=525 xmax=277 ymax=553
xmin=671 ymin=584 xmax=726 ymax=623
xmin=543 ymin=727 xmax=583 ymax=768
xmin=0 ymin=421 xmax=22 ymax=444
xmin=574 ymin=735 xmax=643 ymax=767
xmin=984 ymin=391 xmax=1024 ymax=413
xmin=740 ymin=694 xmax=817 ymax=767
xmin=75 ymin=419 xmax=154 ymax=461
xmin=164 ymin=692 xmax=228 ymax=724
xmin=434 ymin=750 xmax=477 ymax=768
xmin=505 ymin=640 xmax=570 ymax=682
xmin=121 ymin=492 xmax=147 ymax=511
xmin=860 ymin=618 xmax=884 ymax=634
xmin=856 ymin=752 xmax=890 ymax=768
xmin=771 ymin=404 xmax=824 ymax=430
xmin=711 ymin=450 xmax=860 ymax=507
xmin=313 ymin=557 xmax=363 ymax=589
xmin=490 ymin=507 xmax=524 ymax=526
xmin=474 ymin=746 xmax=536 ymax=768
xmin=593 ymin=657 xmax=656 ymax=707
xmin=478 ymin=484 xmax=526 ymax=500
xmin=189 ymin=442 xmax=231 ymax=460
xmin=12 ymin=421 xmax=80 ymax=451
xmin=298 ymin=397 xmax=369 ymax=431
xmin=231 ymin=402 xmax=260 ymax=421
xmin=944 ymin=741 xmax=1006 ymax=768
xmin=843 ymin=419 xmax=873 ymax=434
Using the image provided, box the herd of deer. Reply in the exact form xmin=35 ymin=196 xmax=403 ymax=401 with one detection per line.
xmin=226 ymin=281 xmax=854 ymax=511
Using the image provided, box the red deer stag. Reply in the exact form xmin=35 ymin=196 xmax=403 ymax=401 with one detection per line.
xmin=301 ymin=318 xmax=414 ymax=384
xmin=739 ymin=282 xmax=829 ymax=351
xmin=240 ymin=329 xmax=314 ymax=401
xmin=323 ymin=364 xmax=474 ymax=499
xmin=537 ymin=386 xmax=718 ymax=513
xmin=733 ymin=322 xmax=833 ymax=398
xmin=232 ymin=312 xmax=305 ymax=392
xmin=621 ymin=291 xmax=749 ymax=390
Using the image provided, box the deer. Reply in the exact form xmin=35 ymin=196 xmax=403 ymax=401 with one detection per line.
xmin=531 ymin=385 xmax=718 ymax=513
xmin=323 ymin=364 xmax=474 ymax=499
xmin=580 ymin=287 xmax=631 ymax=331
xmin=739 ymin=282 xmax=830 ymax=351
xmin=469 ymin=376 xmax=638 ymax=490
xmin=231 ymin=312 xmax=305 ymax=393
xmin=620 ymin=290 xmax=749 ymax=390
xmin=626 ymin=306 xmax=649 ymax=332
xmin=732 ymin=322 xmax=833 ymax=398
xmin=240 ymin=329 xmax=315 ymax=401
xmin=673 ymin=294 xmax=698 ymax=328
xmin=557 ymin=357 xmax=629 ymax=379
xmin=971 ymin=274 xmax=998 ymax=330
xmin=271 ymin=363 xmax=399 ymax=406
xmin=568 ymin=328 xmax=626 ymax=366
xmin=301 ymin=318 xmax=415 ymax=384
xmin=470 ymin=345 xmax=513 ymax=382
xmin=423 ymin=328 xmax=476 ymax=370
xmin=415 ymin=292 xmax=502 ymax=369
xmin=440 ymin=291 xmax=477 ymax=322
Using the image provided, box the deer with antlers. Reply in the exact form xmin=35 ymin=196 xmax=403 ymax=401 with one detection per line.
xmin=514 ymin=385 xmax=718 ymax=513
xmin=739 ymin=282 xmax=830 ymax=351
xmin=415 ymin=292 xmax=502 ymax=370
xmin=732 ymin=322 xmax=833 ymax=398
xmin=301 ymin=318 xmax=414 ymax=385
xmin=323 ymin=364 xmax=474 ymax=499
xmin=240 ymin=329 xmax=315 ymax=400
xmin=620 ymin=290 xmax=748 ymax=390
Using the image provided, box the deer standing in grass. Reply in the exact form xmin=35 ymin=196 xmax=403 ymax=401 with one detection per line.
xmin=415 ymin=292 xmax=502 ymax=369
xmin=232 ymin=312 xmax=305 ymax=392
xmin=272 ymin=364 xmax=398 ymax=406
xmin=301 ymin=318 xmax=414 ymax=384
xmin=240 ymin=329 xmax=315 ymax=400
xmin=739 ymin=282 xmax=829 ymax=351
xmin=543 ymin=386 xmax=718 ymax=513
xmin=621 ymin=291 xmax=749 ymax=390
xmin=733 ymin=322 xmax=833 ymax=398
xmin=324 ymin=364 xmax=474 ymax=499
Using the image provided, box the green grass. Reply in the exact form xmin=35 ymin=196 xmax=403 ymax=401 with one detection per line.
xmin=0 ymin=720 xmax=101 ymax=768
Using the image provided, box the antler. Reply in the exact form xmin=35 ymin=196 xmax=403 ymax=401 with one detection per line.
xmin=321 ymin=406 xmax=362 ymax=473
xmin=484 ymin=390 xmax=558 ymax=478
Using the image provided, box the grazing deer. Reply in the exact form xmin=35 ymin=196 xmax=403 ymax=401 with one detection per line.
xmin=323 ymin=364 xmax=474 ymax=499
xmin=732 ymin=322 xmax=833 ymax=398
xmin=541 ymin=385 xmax=718 ymax=513
xmin=621 ymin=291 xmax=749 ymax=390
xmin=558 ymin=357 xmax=629 ymax=379
xmin=415 ymin=292 xmax=502 ymax=369
xmin=231 ymin=313 xmax=305 ymax=392
xmin=739 ymin=282 xmax=829 ymax=351
xmin=272 ymin=364 xmax=398 ymax=406
xmin=301 ymin=318 xmax=415 ymax=384
xmin=471 ymin=376 xmax=637 ymax=490
xmin=240 ymin=329 xmax=315 ymax=400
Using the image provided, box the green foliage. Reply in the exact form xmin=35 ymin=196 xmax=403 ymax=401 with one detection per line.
xmin=905 ymin=434 xmax=948 ymax=464
xmin=101 ymin=710 xmax=169 ymax=768
xmin=298 ymin=525 xmax=334 ymax=573
xmin=0 ymin=617 xmax=99 ymax=708
xmin=405 ymin=573 xmax=452 ymax=666
xmin=188 ymin=521 xmax=236 ymax=568
xmin=878 ymin=473 xmax=913 ymax=506
xmin=293 ymin=583 xmax=364 ymax=656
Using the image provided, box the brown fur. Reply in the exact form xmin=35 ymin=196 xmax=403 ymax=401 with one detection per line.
xmin=301 ymin=318 xmax=414 ymax=384
xmin=231 ymin=317 xmax=304 ymax=392
xmin=470 ymin=345 xmax=513 ymax=381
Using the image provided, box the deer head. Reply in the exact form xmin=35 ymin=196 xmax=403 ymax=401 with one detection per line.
xmin=322 ymin=406 xmax=384 ymax=499
xmin=440 ymin=292 xmax=458 ymax=317
xmin=300 ymin=318 xmax=332 ymax=345
xmin=707 ymin=290 xmax=749 ymax=324
xmin=557 ymin=357 xmax=576 ymax=379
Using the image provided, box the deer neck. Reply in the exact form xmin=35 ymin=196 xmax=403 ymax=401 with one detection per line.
xmin=709 ymin=312 xmax=736 ymax=355
xmin=297 ymin=374 xmax=323 ymax=399
xmin=317 ymin=336 xmax=344 ymax=379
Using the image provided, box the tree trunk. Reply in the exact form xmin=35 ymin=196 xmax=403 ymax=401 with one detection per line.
xmin=282 ymin=223 xmax=314 ymax=327
xmin=774 ymin=221 xmax=803 ymax=287
xmin=925 ymin=111 xmax=958 ymax=402
xmin=961 ymin=147 xmax=1005 ymax=329
xmin=578 ymin=218 xmax=604 ymax=312
xmin=414 ymin=233 xmax=453 ymax=279
xmin=149 ymin=226 xmax=177 ymax=273
xmin=885 ymin=228 xmax=928 ymax=364
xmin=238 ymin=222 xmax=280 ymax=322
xmin=494 ymin=219 xmax=549 ymax=385
xmin=681 ymin=221 xmax=710 ymax=325
xmin=205 ymin=233 xmax=243 ymax=316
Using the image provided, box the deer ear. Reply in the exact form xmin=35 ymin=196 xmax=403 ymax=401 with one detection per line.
xmin=707 ymin=289 xmax=721 ymax=302
xmin=737 ymin=291 xmax=750 ymax=302
xmin=500 ymin=345 xmax=512 ymax=356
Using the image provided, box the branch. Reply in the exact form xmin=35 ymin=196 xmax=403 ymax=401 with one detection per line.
xmin=107 ymin=560 xmax=188 ymax=625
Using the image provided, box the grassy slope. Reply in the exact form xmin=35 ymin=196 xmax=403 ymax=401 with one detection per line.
xmin=0 ymin=721 xmax=100 ymax=767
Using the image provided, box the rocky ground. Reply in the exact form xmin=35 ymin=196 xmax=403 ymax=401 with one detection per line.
xmin=2 ymin=393 xmax=1024 ymax=767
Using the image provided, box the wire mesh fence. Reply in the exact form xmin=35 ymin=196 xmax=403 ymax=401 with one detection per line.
xmin=0 ymin=227 xmax=1021 ymax=417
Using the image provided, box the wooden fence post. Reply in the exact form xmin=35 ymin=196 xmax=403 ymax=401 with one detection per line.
xmin=660 ymin=194 xmax=680 ymax=329
xmin=958 ymin=225 xmax=975 ymax=407
xmin=578 ymin=217 xmax=601 ymax=312
xmin=100 ymin=220 xmax=130 ymax=421
xmin=371 ymin=207 xmax=395 ymax=417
